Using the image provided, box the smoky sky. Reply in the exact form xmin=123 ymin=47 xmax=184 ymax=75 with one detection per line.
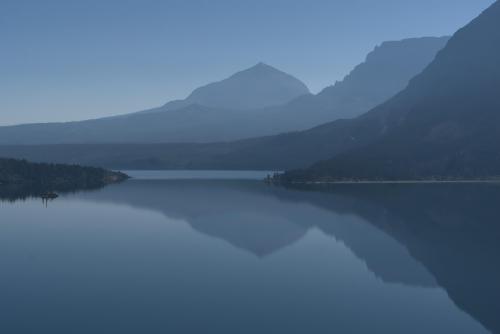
xmin=0 ymin=0 xmax=495 ymax=125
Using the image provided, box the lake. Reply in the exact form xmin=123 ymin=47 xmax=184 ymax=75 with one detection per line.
xmin=1 ymin=171 xmax=499 ymax=334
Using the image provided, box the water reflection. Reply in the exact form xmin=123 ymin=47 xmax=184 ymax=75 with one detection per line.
xmin=78 ymin=181 xmax=436 ymax=285
xmin=1 ymin=179 xmax=498 ymax=333
xmin=0 ymin=183 xmax=107 ymax=203
xmin=291 ymin=183 xmax=500 ymax=334
xmin=75 ymin=180 xmax=500 ymax=333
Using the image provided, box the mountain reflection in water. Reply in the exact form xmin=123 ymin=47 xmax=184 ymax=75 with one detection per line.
xmin=74 ymin=179 xmax=500 ymax=333
xmin=1 ymin=178 xmax=498 ymax=334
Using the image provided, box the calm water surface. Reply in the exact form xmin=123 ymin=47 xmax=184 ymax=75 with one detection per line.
xmin=123 ymin=170 xmax=277 ymax=180
xmin=1 ymin=171 xmax=499 ymax=334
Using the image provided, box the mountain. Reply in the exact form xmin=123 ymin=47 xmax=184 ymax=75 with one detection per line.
xmin=0 ymin=38 xmax=448 ymax=145
xmin=158 ymin=62 xmax=310 ymax=111
xmin=232 ymin=36 xmax=450 ymax=133
xmin=279 ymin=1 xmax=500 ymax=182
xmin=302 ymin=36 xmax=450 ymax=121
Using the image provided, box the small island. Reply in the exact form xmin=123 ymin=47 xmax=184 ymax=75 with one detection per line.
xmin=0 ymin=158 xmax=128 ymax=200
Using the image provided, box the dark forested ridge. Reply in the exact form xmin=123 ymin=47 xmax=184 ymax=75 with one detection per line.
xmin=0 ymin=158 xmax=128 ymax=198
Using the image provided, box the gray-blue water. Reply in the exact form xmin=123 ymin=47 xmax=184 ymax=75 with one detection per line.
xmin=1 ymin=171 xmax=499 ymax=334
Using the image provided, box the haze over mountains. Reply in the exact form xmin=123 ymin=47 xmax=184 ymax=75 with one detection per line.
xmin=0 ymin=37 xmax=447 ymax=145
xmin=2 ymin=1 xmax=499 ymax=180
xmin=55 ymin=0 xmax=499 ymax=180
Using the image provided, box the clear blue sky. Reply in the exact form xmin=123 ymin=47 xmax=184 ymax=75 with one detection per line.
xmin=0 ymin=0 xmax=495 ymax=125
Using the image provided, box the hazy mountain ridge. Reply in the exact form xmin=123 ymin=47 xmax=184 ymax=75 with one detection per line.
xmin=315 ymin=37 xmax=450 ymax=118
xmin=0 ymin=38 xmax=447 ymax=146
xmin=0 ymin=63 xmax=311 ymax=144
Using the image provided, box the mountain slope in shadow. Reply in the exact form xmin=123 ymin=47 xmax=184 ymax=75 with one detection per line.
xmin=283 ymin=1 xmax=500 ymax=181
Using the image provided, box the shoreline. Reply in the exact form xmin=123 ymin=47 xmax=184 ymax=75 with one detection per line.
xmin=283 ymin=180 xmax=500 ymax=185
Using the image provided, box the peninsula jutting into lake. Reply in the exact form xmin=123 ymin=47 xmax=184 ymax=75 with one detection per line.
xmin=0 ymin=158 xmax=128 ymax=200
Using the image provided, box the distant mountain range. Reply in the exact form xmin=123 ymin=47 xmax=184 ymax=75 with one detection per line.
xmin=0 ymin=37 xmax=447 ymax=145
xmin=39 ymin=0 xmax=496 ymax=181
xmin=2 ymin=4 xmax=498 ymax=181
